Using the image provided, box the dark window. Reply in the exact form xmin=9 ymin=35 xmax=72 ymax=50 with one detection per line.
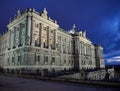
xmin=44 ymin=56 xmax=48 ymax=64
xmin=64 ymin=60 xmax=66 ymax=64
xmin=81 ymin=60 xmax=85 ymax=65
xmin=51 ymin=30 xmax=53 ymax=33
xmin=7 ymin=58 xmax=9 ymax=65
xmin=69 ymin=60 xmax=71 ymax=64
xmin=44 ymin=42 xmax=46 ymax=47
xmin=43 ymin=42 xmax=47 ymax=48
xmin=38 ymin=55 xmax=40 ymax=62
xmin=35 ymin=40 xmax=37 ymax=46
xmin=89 ymin=61 xmax=92 ymax=65
xmin=35 ymin=54 xmax=36 ymax=63
xmin=18 ymin=56 xmax=21 ymax=64
xmin=12 ymin=57 xmax=15 ymax=63
xmin=51 ymin=57 xmax=55 ymax=65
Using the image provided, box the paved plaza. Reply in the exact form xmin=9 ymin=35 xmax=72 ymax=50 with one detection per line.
xmin=0 ymin=75 xmax=120 ymax=91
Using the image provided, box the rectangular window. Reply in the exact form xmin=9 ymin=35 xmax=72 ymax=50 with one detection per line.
xmin=12 ymin=57 xmax=15 ymax=64
xmin=35 ymin=54 xmax=36 ymax=64
xmin=18 ymin=56 xmax=21 ymax=65
xmin=12 ymin=57 xmax=15 ymax=63
xmin=81 ymin=60 xmax=85 ymax=65
xmin=38 ymin=55 xmax=40 ymax=62
xmin=51 ymin=57 xmax=55 ymax=65
xmin=69 ymin=60 xmax=71 ymax=64
xmin=64 ymin=60 xmax=66 ymax=64
xmin=44 ymin=56 xmax=48 ymax=64
xmin=7 ymin=58 xmax=9 ymax=65
xmin=89 ymin=61 xmax=92 ymax=65
xmin=35 ymin=40 xmax=37 ymax=46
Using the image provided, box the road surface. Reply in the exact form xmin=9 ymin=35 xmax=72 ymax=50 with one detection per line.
xmin=0 ymin=75 xmax=120 ymax=91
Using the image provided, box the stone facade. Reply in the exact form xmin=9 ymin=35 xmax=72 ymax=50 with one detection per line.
xmin=0 ymin=32 xmax=8 ymax=68
xmin=0 ymin=8 xmax=105 ymax=75
xmin=95 ymin=45 xmax=105 ymax=68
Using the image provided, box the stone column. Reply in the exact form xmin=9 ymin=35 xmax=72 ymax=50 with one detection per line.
xmin=79 ymin=41 xmax=81 ymax=55
xmin=87 ymin=45 xmax=89 ymax=55
xmin=81 ymin=42 xmax=83 ymax=55
xmin=90 ymin=45 xmax=92 ymax=57
xmin=69 ymin=40 xmax=71 ymax=54
xmin=25 ymin=16 xmax=28 ymax=45
xmin=8 ymin=30 xmax=11 ymax=49
xmin=31 ymin=21 xmax=35 ymax=46
xmin=38 ymin=23 xmax=41 ymax=47
xmin=86 ymin=44 xmax=87 ymax=55
xmin=85 ymin=44 xmax=86 ymax=55
xmin=54 ymin=29 xmax=57 ymax=50
xmin=13 ymin=28 xmax=15 ymax=47
xmin=26 ymin=16 xmax=32 ymax=45
xmin=65 ymin=38 xmax=67 ymax=54
xmin=11 ymin=30 xmax=13 ymax=48
xmin=18 ymin=24 xmax=21 ymax=46
xmin=40 ymin=23 xmax=43 ymax=47
xmin=30 ymin=17 xmax=33 ymax=46
xmin=47 ymin=26 xmax=50 ymax=49
xmin=83 ymin=43 xmax=85 ymax=55
xmin=88 ymin=45 xmax=90 ymax=56
xmin=13 ymin=27 xmax=16 ymax=47
xmin=60 ymin=36 xmax=62 ymax=53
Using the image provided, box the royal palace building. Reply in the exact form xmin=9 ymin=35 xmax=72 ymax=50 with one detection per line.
xmin=0 ymin=8 xmax=105 ymax=75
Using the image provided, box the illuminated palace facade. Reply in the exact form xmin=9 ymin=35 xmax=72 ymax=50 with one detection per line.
xmin=0 ymin=8 xmax=105 ymax=74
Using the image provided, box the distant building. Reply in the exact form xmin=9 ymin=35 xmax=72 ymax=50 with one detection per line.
xmin=0 ymin=8 xmax=105 ymax=75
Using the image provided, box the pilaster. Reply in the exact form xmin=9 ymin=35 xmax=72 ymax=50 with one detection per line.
xmin=18 ymin=23 xmax=21 ymax=46
xmin=8 ymin=30 xmax=11 ymax=49
xmin=13 ymin=27 xmax=16 ymax=47
xmin=27 ymin=16 xmax=33 ymax=45
xmin=47 ymin=26 xmax=51 ymax=49
xmin=25 ymin=16 xmax=28 ymax=45
xmin=31 ymin=20 xmax=35 ymax=46
xmin=40 ymin=23 xmax=43 ymax=47
xmin=54 ymin=29 xmax=57 ymax=50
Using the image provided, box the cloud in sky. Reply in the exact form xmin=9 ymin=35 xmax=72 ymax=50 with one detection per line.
xmin=106 ymin=56 xmax=120 ymax=65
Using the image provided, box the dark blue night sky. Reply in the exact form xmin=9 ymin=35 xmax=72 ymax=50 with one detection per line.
xmin=0 ymin=0 xmax=120 ymax=65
